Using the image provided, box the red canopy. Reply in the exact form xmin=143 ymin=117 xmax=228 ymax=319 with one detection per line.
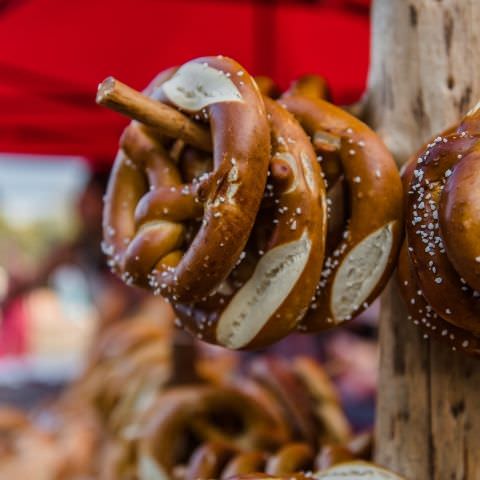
xmin=0 ymin=0 xmax=370 ymax=168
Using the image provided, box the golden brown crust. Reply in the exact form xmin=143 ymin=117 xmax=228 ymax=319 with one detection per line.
xmin=221 ymin=451 xmax=268 ymax=479
xmin=103 ymin=56 xmax=271 ymax=303
xmin=265 ymin=443 xmax=315 ymax=476
xmin=439 ymin=148 xmax=480 ymax=291
xmin=405 ymin=114 xmax=480 ymax=335
xmin=173 ymin=98 xmax=326 ymax=349
xmin=136 ymin=385 xmax=289 ymax=478
xmin=280 ymin=94 xmax=403 ymax=330
xmin=284 ymin=75 xmax=331 ymax=102
xmin=255 ymin=76 xmax=281 ymax=98
xmin=292 ymin=357 xmax=351 ymax=445
xmin=397 ymin=241 xmax=480 ymax=356
xmin=185 ymin=442 xmax=239 ymax=480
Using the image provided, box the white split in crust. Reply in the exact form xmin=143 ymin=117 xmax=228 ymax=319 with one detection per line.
xmin=331 ymin=222 xmax=394 ymax=322
xmin=314 ymin=461 xmax=404 ymax=479
xmin=162 ymin=62 xmax=243 ymax=112
xmin=217 ymin=231 xmax=311 ymax=349
xmin=301 ymin=150 xmax=316 ymax=193
xmin=138 ymin=453 xmax=169 ymax=480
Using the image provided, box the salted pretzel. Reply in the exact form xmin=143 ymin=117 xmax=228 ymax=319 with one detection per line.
xmin=398 ymin=106 xmax=480 ymax=351
xmin=173 ymin=97 xmax=326 ymax=349
xmin=136 ymin=385 xmax=289 ymax=480
xmin=102 ymin=56 xmax=271 ymax=302
xmin=279 ymin=91 xmax=403 ymax=330
xmin=227 ymin=476 xmax=309 ymax=480
xmin=245 ymin=357 xmax=351 ymax=448
xmin=398 ymin=242 xmax=480 ymax=355
xmin=222 ymin=450 xmax=269 ymax=478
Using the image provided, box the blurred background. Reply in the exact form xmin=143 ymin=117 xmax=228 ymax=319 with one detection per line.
xmin=0 ymin=0 xmax=375 ymax=430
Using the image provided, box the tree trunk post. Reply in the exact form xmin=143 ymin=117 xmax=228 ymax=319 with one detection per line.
xmin=364 ymin=1 xmax=480 ymax=478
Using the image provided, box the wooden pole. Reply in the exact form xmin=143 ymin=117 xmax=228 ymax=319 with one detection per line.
xmin=364 ymin=1 xmax=480 ymax=478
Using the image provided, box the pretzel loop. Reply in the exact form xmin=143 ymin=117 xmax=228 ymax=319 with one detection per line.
xmin=173 ymin=97 xmax=327 ymax=349
xmin=400 ymin=105 xmax=480 ymax=351
xmin=279 ymin=94 xmax=403 ymax=331
xmin=103 ymin=57 xmax=271 ymax=302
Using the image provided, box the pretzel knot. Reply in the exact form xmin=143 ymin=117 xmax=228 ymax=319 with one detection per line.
xmin=175 ymin=96 xmax=327 ymax=349
xmin=100 ymin=59 xmax=404 ymax=349
xmin=399 ymin=104 xmax=480 ymax=356
xmin=102 ymin=57 xmax=270 ymax=302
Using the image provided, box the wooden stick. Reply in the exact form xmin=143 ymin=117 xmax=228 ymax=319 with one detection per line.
xmin=96 ymin=76 xmax=212 ymax=152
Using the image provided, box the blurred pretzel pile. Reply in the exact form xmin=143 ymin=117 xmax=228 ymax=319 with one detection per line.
xmin=99 ymin=55 xmax=403 ymax=350
xmin=0 ymin=300 xmax=402 ymax=479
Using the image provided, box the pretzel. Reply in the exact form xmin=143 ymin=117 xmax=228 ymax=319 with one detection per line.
xmin=247 ymin=357 xmax=319 ymax=445
xmin=403 ymin=106 xmax=480 ymax=339
xmin=226 ymin=475 xmax=309 ymax=480
xmin=246 ymin=357 xmax=351 ymax=447
xmin=265 ymin=443 xmax=315 ymax=476
xmin=292 ymin=357 xmax=351 ymax=445
xmin=181 ymin=442 xmax=314 ymax=480
xmin=80 ymin=318 xmax=171 ymax=419
xmin=314 ymin=461 xmax=405 ymax=479
xmin=173 ymin=97 xmax=326 ymax=349
xmin=255 ymin=76 xmax=281 ymax=98
xmin=101 ymin=56 xmax=271 ymax=302
xmin=280 ymin=93 xmax=403 ymax=330
xmin=185 ymin=442 xmax=239 ymax=480
xmin=221 ymin=451 xmax=268 ymax=478
xmin=136 ymin=385 xmax=289 ymax=480
xmin=397 ymin=242 xmax=480 ymax=355
xmin=283 ymin=77 xmax=347 ymax=258
xmin=315 ymin=431 xmax=373 ymax=471
xmin=284 ymin=75 xmax=331 ymax=102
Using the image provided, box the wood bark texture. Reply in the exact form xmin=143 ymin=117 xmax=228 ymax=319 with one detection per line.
xmin=364 ymin=1 xmax=480 ymax=479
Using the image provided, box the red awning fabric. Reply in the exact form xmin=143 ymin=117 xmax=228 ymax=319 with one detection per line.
xmin=0 ymin=0 xmax=370 ymax=168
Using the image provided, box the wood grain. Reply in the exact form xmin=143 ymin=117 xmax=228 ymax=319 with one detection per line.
xmin=365 ymin=1 xmax=480 ymax=478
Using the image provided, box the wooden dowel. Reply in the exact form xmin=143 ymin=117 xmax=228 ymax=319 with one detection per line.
xmin=96 ymin=76 xmax=212 ymax=152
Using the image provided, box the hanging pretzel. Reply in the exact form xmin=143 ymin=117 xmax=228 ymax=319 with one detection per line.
xmin=101 ymin=56 xmax=271 ymax=302
xmin=279 ymin=92 xmax=403 ymax=331
xmin=173 ymin=97 xmax=327 ymax=349
xmin=399 ymin=105 xmax=480 ymax=352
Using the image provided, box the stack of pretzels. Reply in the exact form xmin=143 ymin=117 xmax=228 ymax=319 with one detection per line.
xmin=398 ymin=105 xmax=480 ymax=356
xmin=99 ymin=55 xmax=403 ymax=349
xmin=0 ymin=305 xmax=408 ymax=479
xmin=101 ymin=355 xmax=357 ymax=480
